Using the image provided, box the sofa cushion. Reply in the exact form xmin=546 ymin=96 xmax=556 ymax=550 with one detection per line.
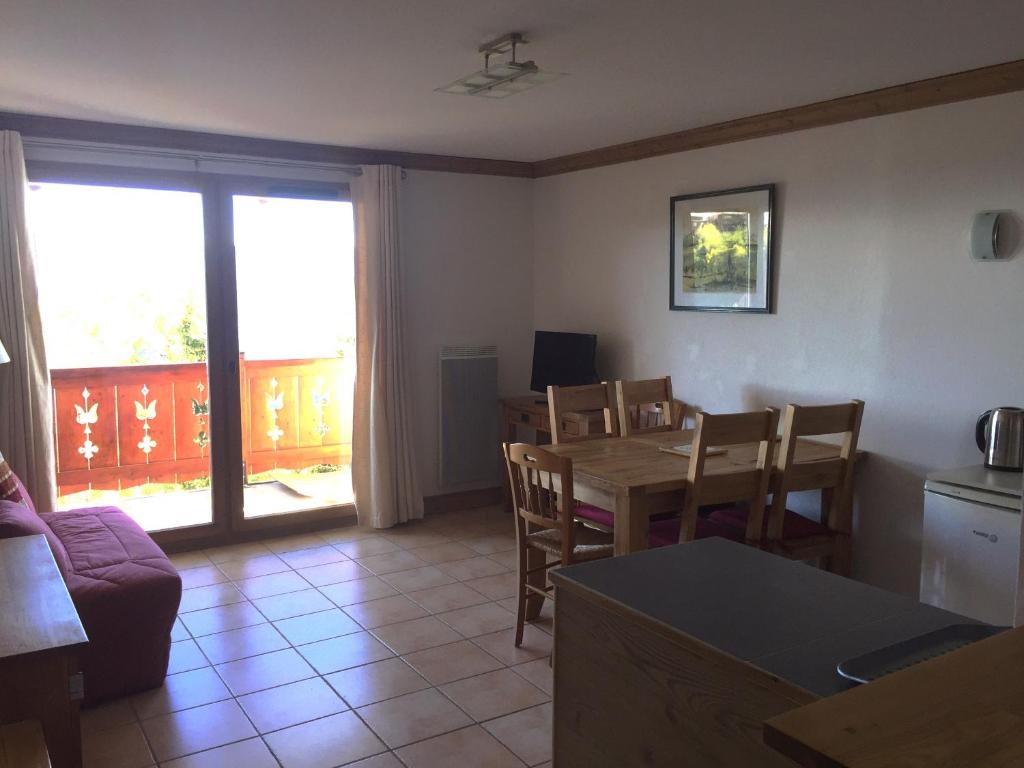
xmin=0 ymin=457 xmax=20 ymax=501
xmin=43 ymin=506 xmax=175 ymax=576
xmin=41 ymin=506 xmax=182 ymax=705
xmin=0 ymin=498 xmax=46 ymax=538
xmin=0 ymin=458 xmax=34 ymax=512
xmin=0 ymin=499 xmax=73 ymax=574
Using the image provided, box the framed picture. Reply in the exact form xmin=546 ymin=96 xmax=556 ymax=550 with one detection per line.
xmin=670 ymin=184 xmax=775 ymax=313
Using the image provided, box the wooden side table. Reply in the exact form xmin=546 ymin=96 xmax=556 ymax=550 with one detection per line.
xmin=500 ymin=394 xmax=606 ymax=447
xmin=0 ymin=536 xmax=87 ymax=768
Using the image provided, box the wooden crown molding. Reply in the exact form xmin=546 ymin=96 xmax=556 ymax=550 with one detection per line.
xmin=0 ymin=110 xmax=534 ymax=178
xmin=532 ymin=58 xmax=1024 ymax=177
xmin=2 ymin=58 xmax=1023 ymax=180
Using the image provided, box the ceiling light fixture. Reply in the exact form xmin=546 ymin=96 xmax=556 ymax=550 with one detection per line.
xmin=436 ymin=32 xmax=563 ymax=99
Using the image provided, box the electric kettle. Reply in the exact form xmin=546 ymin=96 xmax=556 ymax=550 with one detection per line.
xmin=976 ymin=407 xmax=1024 ymax=471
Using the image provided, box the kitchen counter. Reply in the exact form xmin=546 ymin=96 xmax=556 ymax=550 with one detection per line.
xmin=549 ymin=538 xmax=973 ymax=766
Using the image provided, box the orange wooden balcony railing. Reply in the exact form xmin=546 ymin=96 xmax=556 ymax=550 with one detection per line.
xmin=51 ymin=356 xmax=354 ymax=497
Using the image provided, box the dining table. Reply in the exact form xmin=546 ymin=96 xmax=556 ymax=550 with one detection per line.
xmin=543 ymin=428 xmax=865 ymax=556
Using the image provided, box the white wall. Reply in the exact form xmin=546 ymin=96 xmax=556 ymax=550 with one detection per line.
xmin=532 ymin=92 xmax=1024 ymax=595
xmin=401 ymin=170 xmax=534 ymax=499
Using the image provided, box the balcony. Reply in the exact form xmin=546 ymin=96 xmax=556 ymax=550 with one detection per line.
xmin=52 ymin=356 xmax=355 ymax=531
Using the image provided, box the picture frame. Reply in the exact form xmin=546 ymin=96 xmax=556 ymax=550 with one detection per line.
xmin=669 ymin=184 xmax=775 ymax=313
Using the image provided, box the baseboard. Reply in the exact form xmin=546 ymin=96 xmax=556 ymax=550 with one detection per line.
xmin=159 ymin=509 xmax=361 ymax=553
xmin=424 ymin=486 xmax=503 ymax=515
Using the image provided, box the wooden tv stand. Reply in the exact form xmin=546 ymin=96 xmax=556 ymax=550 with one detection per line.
xmin=500 ymin=394 xmax=606 ymax=445
xmin=499 ymin=395 xmax=608 ymax=512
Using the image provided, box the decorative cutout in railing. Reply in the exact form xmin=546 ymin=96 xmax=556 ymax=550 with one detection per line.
xmin=312 ymin=381 xmax=330 ymax=438
xmin=266 ymin=377 xmax=285 ymax=446
xmin=134 ymin=384 xmax=158 ymax=459
xmin=192 ymin=382 xmax=209 ymax=454
xmin=74 ymin=387 xmax=99 ymax=464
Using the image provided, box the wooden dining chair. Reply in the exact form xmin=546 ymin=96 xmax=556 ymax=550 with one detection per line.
xmin=616 ymin=376 xmax=686 ymax=437
xmin=503 ymin=442 xmax=614 ymax=646
xmin=546 ymin=382 xmax=618 ymax=445
xmin=648 ymin=408 xmax=780 ymax=547
xmin=712 ymin=400 xmax=864 ymax=575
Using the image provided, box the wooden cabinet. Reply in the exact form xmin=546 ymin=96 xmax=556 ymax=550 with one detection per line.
xmin=550 ymin=538 xmax=974 ymax=767
xmin=0 ymin=536 xmax=87 ymax=768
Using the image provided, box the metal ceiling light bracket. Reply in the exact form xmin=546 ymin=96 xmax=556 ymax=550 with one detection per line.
xmin=437 ymin=31 xmax=563 ymax=99
xmin=479 ymin=32 xmax=526 ymax=59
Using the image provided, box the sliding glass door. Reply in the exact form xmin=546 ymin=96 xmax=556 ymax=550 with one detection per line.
xmin=26 ymin=168 xmax=355 ymax=545
xmin=230 ymin=191 xmax=355 ymax=522
xmin=30 ymin=181 xmax=216 ymax=535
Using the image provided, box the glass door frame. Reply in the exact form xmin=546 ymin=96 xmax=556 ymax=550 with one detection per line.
xmin=213 ymin=176 xmax=356 ymax=538
xmin=26 ymin=161 xmax=355 ymax=549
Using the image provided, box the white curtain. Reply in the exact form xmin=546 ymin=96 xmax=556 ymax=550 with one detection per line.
xmin=0 ymin=131 xmax=57 ymax=512
xmin=351 ymin=165 xmax=422 ymax=527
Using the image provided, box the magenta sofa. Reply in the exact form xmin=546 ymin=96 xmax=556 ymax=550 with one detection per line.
xmin=0 ymin=476 xmax=181 ymax=707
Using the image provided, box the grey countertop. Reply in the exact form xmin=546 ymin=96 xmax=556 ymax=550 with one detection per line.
xmin=552 ymin=537 xmax=974 ymax=698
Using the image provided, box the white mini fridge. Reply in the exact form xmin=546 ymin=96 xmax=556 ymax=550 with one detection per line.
xmin=920 ymin=465 xmax=1022 ymax=625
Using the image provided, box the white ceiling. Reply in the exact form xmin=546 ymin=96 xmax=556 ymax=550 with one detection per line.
xmin=1 ymin=0 xmax=1023 ymax=162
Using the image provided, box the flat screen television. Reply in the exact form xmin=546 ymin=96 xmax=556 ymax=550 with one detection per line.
xmin=530 ymin=330 xmax=599 ymax=393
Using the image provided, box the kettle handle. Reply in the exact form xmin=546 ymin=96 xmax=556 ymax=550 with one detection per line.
xmin=976 ymin=410 xmax=993 ymax=453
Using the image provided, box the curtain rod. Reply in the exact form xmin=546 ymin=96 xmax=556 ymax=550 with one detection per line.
xmin=20 ymin=136 xmax=366 ymax=176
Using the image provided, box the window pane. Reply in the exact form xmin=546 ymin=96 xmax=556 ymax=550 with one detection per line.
xmin=232 ymin=194 xmax=355 ymax=518
xmin=29 ymin=182 xmax=213 ymax=532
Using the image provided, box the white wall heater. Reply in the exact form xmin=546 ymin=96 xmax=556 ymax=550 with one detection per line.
xmin=439 ymin=345 xmax=499 ymax=489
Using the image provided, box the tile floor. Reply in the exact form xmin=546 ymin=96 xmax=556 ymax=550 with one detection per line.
xmin=80 ymin=506 xmax=554 ymax=768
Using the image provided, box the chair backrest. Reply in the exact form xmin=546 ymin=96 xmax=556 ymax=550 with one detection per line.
xmin=616 ymin=376 xmax=684 ymax=437
xmin=546 ymin=383 xmax=619 ymax=445
xmin=678 ymin=408 xmax=779 ymax=543
xmin=502 ymin=442 xmax=577 ymax=562
xmin=765 ymin=400 xmax=865 ymax=542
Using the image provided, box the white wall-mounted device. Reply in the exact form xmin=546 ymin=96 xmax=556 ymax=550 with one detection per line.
xmin=970 ymin=211 xmax=1006 ymax=261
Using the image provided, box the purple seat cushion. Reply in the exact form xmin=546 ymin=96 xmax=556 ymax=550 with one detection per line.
xmin=647 ymin=516 xmax=744 ymax=548
xmin=709 ymin=506 xmax=831 ymax=540
xmin=574 ymin=503 xmax=614 ymax=528
xmin=0 ymin=499 xmax=73 ymax=573
xmin=575 ymin=503 xmax=682 ymax=529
